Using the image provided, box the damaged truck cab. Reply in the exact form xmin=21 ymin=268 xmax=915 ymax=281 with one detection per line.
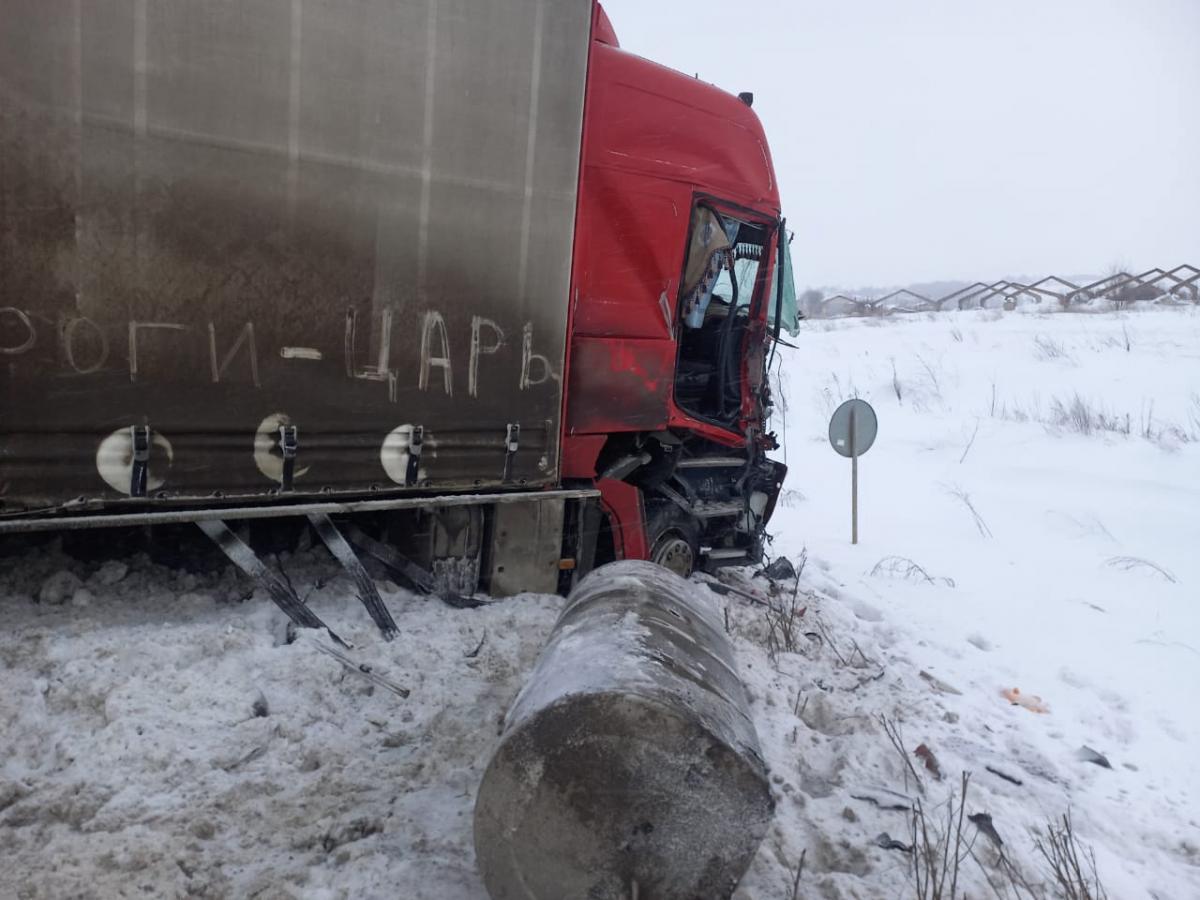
xmin=565 ymin=8 xmax=792 ymax=575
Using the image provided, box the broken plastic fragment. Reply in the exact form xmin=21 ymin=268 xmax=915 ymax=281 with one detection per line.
xmin=914 ymin=743 xmax=943 ymax=780
xmin=874 ymin=832 xmax=912 ymax=853
xmin=919 ymin=670 xmax=962 ymax=695
xmin=968 ymin=812 xmax=1004 ymax=848
xmin=760 ymin=556 xmax=798 ymax=582
xmin=1076 ymin=746 xmax=1112 ymax=769
xmin=1001 ymin=687 xmax=1049 ymax=714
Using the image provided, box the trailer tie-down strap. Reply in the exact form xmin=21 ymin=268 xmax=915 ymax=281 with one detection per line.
xmin=307 ymin=513 xmax=399 ymax=641
xmin=130 ymin=425 xmax=151 ymax=498
xmin=405 ymin=426 xmax=424 ymax=487
xmin=502 ymin=423 xmax=520 ymax=483
xmin=197 ymin=519 xmax=349 ymax=648
xmin=279 ymin=425 xmax=299 ymax=492
xmin=341 ymin=523 xmax=484 ymax=610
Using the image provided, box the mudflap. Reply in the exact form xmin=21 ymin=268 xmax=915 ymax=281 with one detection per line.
xmin=485 ymin=499 xmax=565 ymax=597
xmin=756 ymin=459 xmax=789 ymax=529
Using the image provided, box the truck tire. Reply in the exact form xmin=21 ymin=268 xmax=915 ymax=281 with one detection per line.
xmin=645 ymin=502 xmax=700 ymax=578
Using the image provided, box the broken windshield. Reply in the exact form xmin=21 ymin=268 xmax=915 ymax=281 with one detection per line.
xmin=767 ymin=231 xmax=799 ymax=337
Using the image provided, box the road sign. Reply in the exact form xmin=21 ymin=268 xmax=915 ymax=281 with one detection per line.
xmin=828 ymin=399 xmax=878 ymax=458
xmin=828 ymin=399 xmax=878 ymax=544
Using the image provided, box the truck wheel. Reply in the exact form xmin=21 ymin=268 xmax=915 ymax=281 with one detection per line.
xmin=646 ymin=504 xmax=700 ymax=578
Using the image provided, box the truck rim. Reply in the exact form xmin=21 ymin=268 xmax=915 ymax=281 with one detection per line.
xmin=651 ymin=533 xmax=695 ymax=578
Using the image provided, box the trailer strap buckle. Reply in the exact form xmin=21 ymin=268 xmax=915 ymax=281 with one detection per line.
xmin=278 ymin=424 xmax=299 ymax=492
xmin=405 ymin=425 xmax=424 ymax=487
xmin=502 ymin=423 xmax=520 ymax=483
xmin=130 ymin=425 xmax=151 ymax=498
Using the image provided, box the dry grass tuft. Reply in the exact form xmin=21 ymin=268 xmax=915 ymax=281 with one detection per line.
xmin=1105 ymin=556 xmax=1177 ymax=583
xmin=871 ymin=556 xmax=955 ymax=588
xmin=1032 ymin=812 xmax=1108 ymax=900
xmin=764 ymin=549 xmax=809 ymax=660
xmin=1047 ymin=394 xmax=1129 ymax=437
xmin=945 ymin=484 xmax=993 ymax=538
xmin=909 ymin=773 xmax=971 ymax=899
xmin=1033 ymin=334 xmax=1072 ymax=361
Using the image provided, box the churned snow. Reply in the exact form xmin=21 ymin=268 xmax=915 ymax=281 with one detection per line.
xmin=2 ymin=304 xmax=1198 ymax=898
xmin=0 ymin=547 xmax=564 ymax=899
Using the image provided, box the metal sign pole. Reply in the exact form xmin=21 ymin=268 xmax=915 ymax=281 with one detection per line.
xmin=828 ymin=398 xmax=876 ymax=548
xmin=850 ymin=406 xmax=858 ymax=545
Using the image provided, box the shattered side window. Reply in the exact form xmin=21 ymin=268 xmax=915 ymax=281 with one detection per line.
xmin=680 ymin=206 xmax=733 ymax=329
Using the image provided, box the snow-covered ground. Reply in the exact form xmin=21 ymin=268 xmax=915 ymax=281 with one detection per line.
xmin=2 ymin=304 xmax=1198 ymax=898
xmin=750 ymin=304 xmax=1200 ymax=898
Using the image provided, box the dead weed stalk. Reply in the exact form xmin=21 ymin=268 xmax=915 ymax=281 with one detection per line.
xmin=910 ymin=772 xmax=971 ymax=899
xmin=1033 ymin=812 xmax=1108 ymax=900
xmin=764 ymin=549 xmax=809 ymax=660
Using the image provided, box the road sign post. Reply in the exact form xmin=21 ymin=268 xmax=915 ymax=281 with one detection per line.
xmin=850 ymin=408 xmax=858 ymax=544
xmin=828 ymin=399 xmax=878 ymax=545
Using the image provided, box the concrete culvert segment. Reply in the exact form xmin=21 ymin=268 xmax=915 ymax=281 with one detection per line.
xmin=474 ymin=560 xmax=772 ymax=899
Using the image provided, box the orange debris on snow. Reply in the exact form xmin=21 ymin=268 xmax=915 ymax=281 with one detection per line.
xmin=1002 ymin=687 xmax=1049 ymax=714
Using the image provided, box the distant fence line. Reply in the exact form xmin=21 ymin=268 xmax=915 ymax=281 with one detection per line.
xmin=809 ymin=264 xmax=1200 ymax=318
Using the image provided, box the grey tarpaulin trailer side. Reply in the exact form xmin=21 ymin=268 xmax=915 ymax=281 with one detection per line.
xmin=0 ymin=0 xmax=597 ymax=600
xmin=0 ymin=0 xmax=591 ymax=511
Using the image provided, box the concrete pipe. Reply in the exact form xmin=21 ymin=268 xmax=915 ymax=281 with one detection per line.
xmin=474 ymin=560 xmax=772 ymax=900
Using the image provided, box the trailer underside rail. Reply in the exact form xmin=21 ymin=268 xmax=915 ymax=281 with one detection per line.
xmin=0 ymin=488 xmax=601 ymax=534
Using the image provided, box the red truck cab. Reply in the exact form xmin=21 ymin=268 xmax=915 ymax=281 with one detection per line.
xmin=564 ymin=5 xmax=790 ymax=575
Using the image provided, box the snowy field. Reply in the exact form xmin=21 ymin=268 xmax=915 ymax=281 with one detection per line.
xmin=755 ymin=304 xmax=1200 ymax=898
xmin=2 ymin=304 xmax=1198 ymax=899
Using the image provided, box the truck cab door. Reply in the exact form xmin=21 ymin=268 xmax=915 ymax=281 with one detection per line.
xmin=673 ymin=202 xmax=776 ymax=430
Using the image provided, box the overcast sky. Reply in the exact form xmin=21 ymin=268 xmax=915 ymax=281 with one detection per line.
xmin=599 ymin=0 xmax=1200 ymax=289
